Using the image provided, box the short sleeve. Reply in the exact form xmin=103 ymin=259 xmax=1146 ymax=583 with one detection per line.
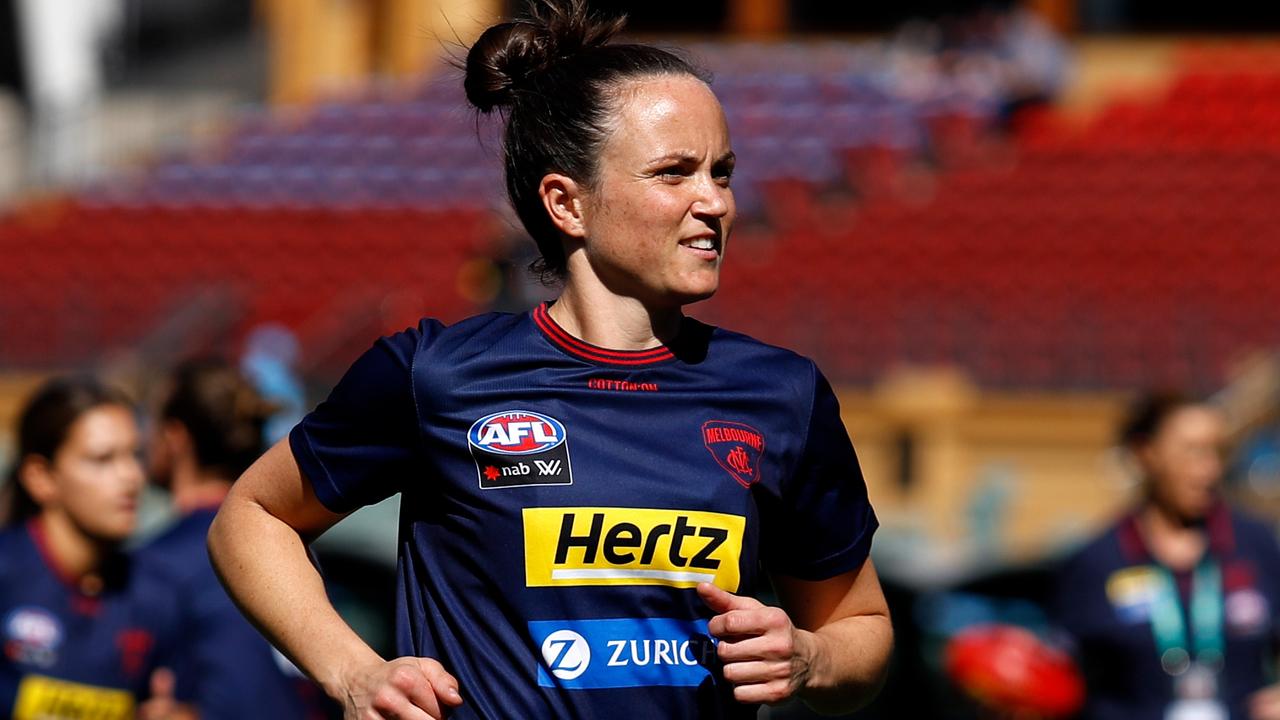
xmin=763 ymin=364 xmax=878 ymax=580
xmin=289 ymin=323 xmax=433 ymax=513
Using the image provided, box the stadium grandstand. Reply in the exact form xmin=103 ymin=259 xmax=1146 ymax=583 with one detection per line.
xmin=3 ymin=1 xmax=1280 ymax=718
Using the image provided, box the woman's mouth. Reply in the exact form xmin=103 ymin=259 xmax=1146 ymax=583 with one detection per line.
xmin=680 ymin=236 xmax=720 ymax=258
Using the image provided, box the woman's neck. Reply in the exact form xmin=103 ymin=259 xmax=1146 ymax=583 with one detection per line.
xmin=170 ymin=462 xmax=233 ymax=514
xmin=550 ymin=283 xmax=682 ymax=350
xmin=1138 ymin=500 xmax=1208 ymax=572
xmin=37 ymin=512 xmax=107 ymax=581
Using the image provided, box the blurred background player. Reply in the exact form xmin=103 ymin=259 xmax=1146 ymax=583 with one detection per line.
xmin=1052 ymin=393 xmax=1280 ymax=720
xmin=142 ymin=358 xmax=333 ymax=719
xmin=0 ymin=376 xmax=192 ymax=720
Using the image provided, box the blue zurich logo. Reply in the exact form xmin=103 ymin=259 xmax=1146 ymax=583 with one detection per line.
xmin=529 ymin=618 xmax=719 ymax=689
xmin=468 ymin=410 xmax=567 ymax=456
xmin=541 ymin=630 xmax=591 ymax=680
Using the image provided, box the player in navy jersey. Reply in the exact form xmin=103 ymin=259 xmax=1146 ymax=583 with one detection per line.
xmin=140 ymin=360 xmax=333 ymax=719
xmin=0 ymin=377 xmax=190 ymax=720
xmin=1053 ymin=393 xmax=1280 ymax=720
xmin=208 ymin=1 xmax=893 ymax=717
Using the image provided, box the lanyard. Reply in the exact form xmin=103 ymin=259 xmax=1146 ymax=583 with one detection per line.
xmin=1149 ymin=559 xmax=1225 ymax=675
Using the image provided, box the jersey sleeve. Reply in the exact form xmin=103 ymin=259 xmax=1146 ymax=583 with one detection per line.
xmin=290 ymin=322 xmax=435 ymax=513
xmin=763 ymin=364 xmax=879 ymax=580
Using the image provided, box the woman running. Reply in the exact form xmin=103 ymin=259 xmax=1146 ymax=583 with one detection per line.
xmin=209 ymin=2 xmax=892 ymax=717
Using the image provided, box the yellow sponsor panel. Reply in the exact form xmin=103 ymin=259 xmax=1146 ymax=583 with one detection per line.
xmin=1106 ymin=566 xmax=1158 ymax=606
xmin=13 ymin=674 xmax=135 ymax=720
xmin=524 ymin=507 xmax=744 ymax=591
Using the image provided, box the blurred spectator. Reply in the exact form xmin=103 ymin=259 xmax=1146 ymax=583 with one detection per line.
xmin=1052 ymin=393 xmax=1280 ymax=720
xmin=240 ymin=324 xmax=307 ymax=445
xmin=0 ymin=1 xmax=24 ymax=100
xmin=884 ymin=1 xmax=1070 ymax=123
xmin=973 ymin=2 xmax=1071 ymax=119
xmin=141 ymin=359 xmax=332 ymax=719
xmin=0 ymin=376 xmax=192 ymax=719
xmin=13 ymin=0 xmax=121 ymax=186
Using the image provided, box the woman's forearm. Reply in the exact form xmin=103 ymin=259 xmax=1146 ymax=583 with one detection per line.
xmin=207 ymin=489 xmax=378 ymax=699
xmin=796 ymin=613 xmax=894 ymax=715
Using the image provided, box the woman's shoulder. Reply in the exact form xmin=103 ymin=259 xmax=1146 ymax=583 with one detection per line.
xmin=0 ymin=525 xmax=31 ymax=580
xmin=1055 ymin=513 xmax=1133 ymax=576
xmin=366 ymin=308 xmax=529 ymax=363
xmin=693 ymin=319 xmax=817 ymax=374
xmin=385 ymin=310 xmax=530 ymax=355
xmin=0 ymin=523 xmax=36 ymax=563
xmin=1225 ymin=504 xmax=1280 ymax=555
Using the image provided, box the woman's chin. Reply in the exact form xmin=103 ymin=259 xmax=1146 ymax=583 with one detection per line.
xmin=668 ymin=276 xmax=719 ymax=305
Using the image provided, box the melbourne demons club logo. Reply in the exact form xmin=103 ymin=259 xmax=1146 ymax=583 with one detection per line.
xmin=468 ymin=410 xmax=574 ymax=489
xmin=702 ymin=421 xmax=765 ymax=488
xmin=116 ymin=628 xmax=154 ymax=679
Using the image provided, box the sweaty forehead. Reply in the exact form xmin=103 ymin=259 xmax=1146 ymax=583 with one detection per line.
xmin=602 ymin=75 xmax=729 ymax=159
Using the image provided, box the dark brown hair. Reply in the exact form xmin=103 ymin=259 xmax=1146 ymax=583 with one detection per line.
xmin=161 ymin=359 xmax=273 ymax=482
xmin=1118 ymin=391 xmax=1203 ymax=449
xmin=4 ymin=376 xmax=133 ymax=526
xmin=463 ymin=0 xmax=709 ymax=282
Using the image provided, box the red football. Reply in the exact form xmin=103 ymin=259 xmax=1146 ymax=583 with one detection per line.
xmin=944 ymin=624 xmax=1085 ymax=718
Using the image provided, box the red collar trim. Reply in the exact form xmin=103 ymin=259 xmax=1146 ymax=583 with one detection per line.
xmin=532 ymin=303 xmax=676 ymax=366
xmin=27 ymin=517 xmax=84 ymax=590
xmin=1207 ymin=500 xmax=1235 ymax=554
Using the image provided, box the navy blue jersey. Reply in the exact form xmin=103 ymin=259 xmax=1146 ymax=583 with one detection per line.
xmin=1052 ymin=504 xmax=1280 ymax=720
xmin=290 ymin=304 xmax=878 ymax=719
xmin=138 ymin=507 xmax=332 ymax=720
xmin=0 ymin=520 xmax=183 ymax=719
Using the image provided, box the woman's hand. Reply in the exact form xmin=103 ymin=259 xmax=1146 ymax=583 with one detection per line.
xmin=1249 ymin=683 xmax=1280 ymax=720
xmin=337 ymin=657 xmax=463 ymax=720
xmin=698 ymin=561 xmax=892 ymax=714
xmin=136 ymin=668 xmax=199 ymax=720
xmin=698 ymin=582 xmax=818 ymax=705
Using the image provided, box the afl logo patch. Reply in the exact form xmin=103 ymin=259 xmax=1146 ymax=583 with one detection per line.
xmin=469 ymin=411 xmax=567 ymax=455
xmin=469 ymin=410 xmax=574 ymax=489
xmin=4 ymin=606 xmax=62 ymax=667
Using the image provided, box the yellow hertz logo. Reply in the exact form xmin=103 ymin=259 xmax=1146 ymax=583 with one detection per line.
xmin=14 ymin=674 xmax=135 ymax=720
xmin=524 ymin=507 xmax=744 ymax=591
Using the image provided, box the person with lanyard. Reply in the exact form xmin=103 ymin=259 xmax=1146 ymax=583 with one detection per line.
xmin=139 ymin=359 xmax=334 ymax=719
xmin=207 ymin=0 xmax=893 ymax=717
xmin=0 ymin=376 xmax=191 ymax=720
xmin=1053 ymin=392 xmax=1280 ymax=720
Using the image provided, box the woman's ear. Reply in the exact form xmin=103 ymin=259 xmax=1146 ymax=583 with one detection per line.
xmin=1133 ymin=441 xmax=1161 ymax=481
xmin=160 ymin=420 xmax=191 ymax=458
xmin=18 ymin=455 xmax=58 ymax=507
xmin=539 ymin=173 xmax=588 ymax=239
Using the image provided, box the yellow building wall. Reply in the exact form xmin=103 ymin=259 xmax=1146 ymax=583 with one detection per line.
xmin=837 ymin=370 xmax=1133 ymax=566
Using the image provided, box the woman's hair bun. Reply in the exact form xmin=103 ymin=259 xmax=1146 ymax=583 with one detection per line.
xmin=464 ymin=0 xmax=625 ymax=112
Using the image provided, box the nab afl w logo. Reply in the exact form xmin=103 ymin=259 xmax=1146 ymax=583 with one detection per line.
xmin=469 ymin=410 xmax=574 ymax=489
xmin=702 ymin=420 xmax=765 ymax=488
